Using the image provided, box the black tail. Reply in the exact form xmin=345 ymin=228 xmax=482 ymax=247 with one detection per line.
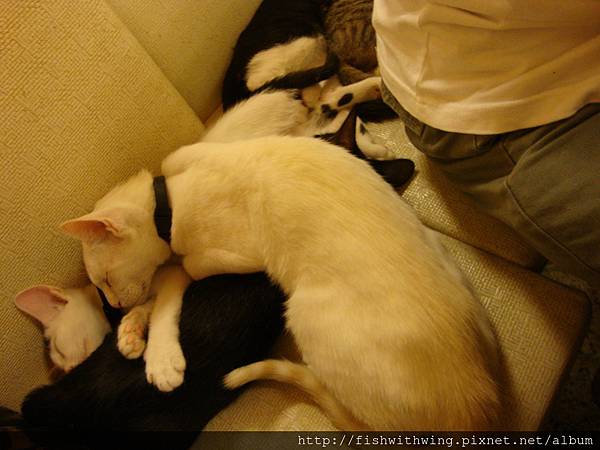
xmin=254 ymin=51 xmax=339 ymax=94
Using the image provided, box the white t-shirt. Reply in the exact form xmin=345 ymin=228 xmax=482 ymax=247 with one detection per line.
xmin=373 ymin=0 xmax=600 ymax=134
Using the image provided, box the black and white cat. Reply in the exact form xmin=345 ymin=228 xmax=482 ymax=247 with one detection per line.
xmin=19 ymin=270 xmax=286 ymax=449
xmin=222 ymin=0 xmax=399 ymax=159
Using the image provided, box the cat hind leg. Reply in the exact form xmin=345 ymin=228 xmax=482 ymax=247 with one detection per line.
xmin=355 ymin=118 xmax=396 ymax=160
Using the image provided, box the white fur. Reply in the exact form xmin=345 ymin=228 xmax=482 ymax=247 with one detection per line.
xmin=64 ymin=135 xmax=501 ymax=429
xmin=355 ymin=118 xmax=396 ymax=160
xmin=245 ymin=36 xmax=327 ymax=91
xmin=167 ymin=137 xmax=501 ymax=430
xmin=201 ymin=88 xmax=351 ymax=143
xmin=116 ymin=265 xmax=191 ymax=391
xmin=201 ymin=91 xmax=310 ymax=143
xmin=61 ymin=170 xmax=172 ymax=309
xmin=15 ymin=284 xmax=110 ymax=372
xmin=167 ymin=137 xmax=500 ymax=430
xmin=142 ymin=265 xmax=191 ymax=391
xmin=318 ymin=76 xmax=382 ymax=111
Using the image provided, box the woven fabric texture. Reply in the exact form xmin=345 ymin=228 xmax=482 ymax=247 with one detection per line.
xmin=106 ymin=0 xmax=262 ymax=122
xmin=0 ymin=0 xmax=203 ymax=411
xmin=368 ymin=121 xmax=545 ymax=269
xmin=0 ymin=0 xmax=589 ymax=433
xmin=205 ymin=231 xmax=589 ymax=432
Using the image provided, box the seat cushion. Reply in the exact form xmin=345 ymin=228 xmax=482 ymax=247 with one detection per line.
xmin=106 ymin=0 xmax=263 ymax=121
xmin=0 ymin=0 xmax=203 ymax=411
xmin=368 ymin=120 xmax=545 ymax=270
xmin=205 ymin=231 xmax=589 ymax=432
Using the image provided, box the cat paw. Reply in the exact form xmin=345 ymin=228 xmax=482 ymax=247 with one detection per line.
xmin=144 ymin=340 xmax=186 ymax=392
xmin=317 ymin=76 xmax=382 ymax=115
xmin=117 ymin=311 xmax=147 ymax=359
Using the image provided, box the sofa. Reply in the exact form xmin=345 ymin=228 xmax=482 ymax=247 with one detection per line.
xmin=0 ymin=0 xmax=591 ymax=434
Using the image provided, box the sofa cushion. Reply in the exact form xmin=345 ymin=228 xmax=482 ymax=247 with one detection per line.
xmin=0 ymin=0 xmax=203 ymax=411
xmin=368 ymin=121 xmax=545 ymax=270
xmin=106 ymin=0 xmax=262 ymax=121
xmin=205 ymin=231 xmax=589 ymax=432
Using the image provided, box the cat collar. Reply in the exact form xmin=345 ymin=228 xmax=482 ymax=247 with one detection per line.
xmin=153 ymin=176 xmax=172 ymax=244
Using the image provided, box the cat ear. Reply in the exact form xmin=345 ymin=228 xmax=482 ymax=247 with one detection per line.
xmin=60 ymin=211 xmax=125 ymax=242
xmin=15 ymin=285 xmax=69 ymax=328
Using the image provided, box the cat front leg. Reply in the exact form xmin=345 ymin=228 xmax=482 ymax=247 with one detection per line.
xmin=318 ymin=77 xmax=382 ymax=115
xmin=117 ymin=298 xmax=155 ymax=359
xmin=143 ymin=265 xmax=192 ymax=392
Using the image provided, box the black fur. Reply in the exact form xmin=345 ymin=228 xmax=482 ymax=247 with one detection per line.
xmin=254 ymin=50 xmax=339 ymax=95
xmin=355 ymin=99 xmax=399 ymax=123
xmin=21 ymin=273 xmax=286 ymax=449
xmin=337 ymin=93 xmax=353 ymax=107
xmin=222 ymin=0 xmax=335 ymax=109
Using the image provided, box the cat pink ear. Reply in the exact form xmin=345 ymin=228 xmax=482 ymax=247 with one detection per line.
xmin=15 ymin=285 xmax=69 ymax=328
xmin=60 ymin=211 xmax=123 ymax=242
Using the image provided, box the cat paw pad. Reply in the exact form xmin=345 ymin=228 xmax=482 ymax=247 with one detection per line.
xmin=144 ymin=341 xmax=186 ymax=392
xmin=117 ymin=313 xmax=147 ymax=359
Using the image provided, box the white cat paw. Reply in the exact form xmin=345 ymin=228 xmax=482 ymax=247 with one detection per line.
xmin=144 ymin=341 xmax=186 ymax=392
xmin=318 ymin=76 xmax=382 ymax=115
xmin=117 ymin=311 xmax=147 ymax=359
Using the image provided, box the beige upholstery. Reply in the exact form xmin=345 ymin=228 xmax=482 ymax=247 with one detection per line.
xmin=0 ymin=0 xmax=590 ymax=434
xmin=0 ymin=0 xmax=203 ymax=411
xmin=105 ymin=0 xmax=262 ymax=121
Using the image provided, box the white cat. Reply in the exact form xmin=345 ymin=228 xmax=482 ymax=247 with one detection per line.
xmin=15 ymin=265 xmax=191 ymax=391
xmin=204 ymin=85 xmax=395 ymax=159
xmin=16 ymin=90 xmax=389 ymax=390
xmin=15 ymin=284 xmax=111 ymax=372
xmin=61 ymin=133 xmax=501 ymax=431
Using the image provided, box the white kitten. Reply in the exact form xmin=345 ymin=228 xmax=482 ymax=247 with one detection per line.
xmin=15 ymin=284 xmax=111 ymax=372
xmin=61 ymin=135 xmax=501 ymax=431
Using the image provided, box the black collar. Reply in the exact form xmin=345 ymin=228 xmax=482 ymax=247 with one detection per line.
xmin=153 ymin=176 xmax=172 ymax=244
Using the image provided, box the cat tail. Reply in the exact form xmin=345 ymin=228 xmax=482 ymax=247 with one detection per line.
xmin=223 ymin=359 xmax=366 ymax=431
xmin=254 ymin=51 xmax=340 ymax=94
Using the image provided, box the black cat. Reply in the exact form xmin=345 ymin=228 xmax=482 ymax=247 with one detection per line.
xmin=222 ymin=0 xmax=337 ymax=110
xmin=21 ymin=273 xmax=286 ymax=450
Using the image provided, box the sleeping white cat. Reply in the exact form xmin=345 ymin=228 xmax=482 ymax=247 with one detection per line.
xmin=15 ymin=284 xmax=111 ymax=372
xmin=61 ymin=132 xmax=502 ymax=431
xmin=18 ymin=89 xmax=395 ymax=390
xmin=15 ymin=265 xmax=191 ymax=392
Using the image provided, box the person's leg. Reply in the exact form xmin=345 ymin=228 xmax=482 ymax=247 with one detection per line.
xmin=383 ymin=84 xmax=600 ymax=288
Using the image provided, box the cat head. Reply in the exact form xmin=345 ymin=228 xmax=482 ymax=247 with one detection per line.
xmin=15 ymin=284 xmax=111 ymax=372
xmin=60 ymin=171 xmax=172 ymax=308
